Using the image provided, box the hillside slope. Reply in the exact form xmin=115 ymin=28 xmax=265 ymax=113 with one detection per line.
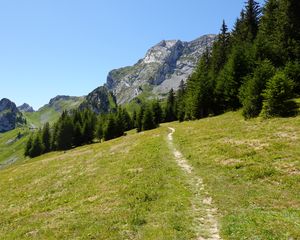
xmin=0 ymin=112 xmax=299 ymax=239
xmin=25 ymin=96 xmax=84 ymax=128
xmin=0 ymin=128 xmax=29 ymax=167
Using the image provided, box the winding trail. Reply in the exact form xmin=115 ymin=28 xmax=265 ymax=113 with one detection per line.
xmin=167 ymin=127 xmax=221 ymax=240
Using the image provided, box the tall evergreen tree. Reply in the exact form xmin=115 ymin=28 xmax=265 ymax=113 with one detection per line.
xmin=24 ymin=135 xmax=33 ymax=157
xmin=176 ymin=80 xmax=186 ymax=122
xmin=57 ymin=115 xmax=74 ymax=150
xmin=42 ymin=122 xmax=51 ymax=153
xmin=142 ymin=106 xmax=156 ymax=131
xmin=165 ymin=88 xmax=176 ymax=122
xmin=151 ymin=100 xmax=162 ymax=126
xmin=136 ymin=105 xmax=145 ymax=132
xmin=104 ymin=115 xmax=117 ymax=140
xmin=239 ymin=60 xmax=276 ymax=118
xmin=29 ymin=133 xmax=45 ymax=158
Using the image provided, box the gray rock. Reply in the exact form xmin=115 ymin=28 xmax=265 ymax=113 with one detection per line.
xmin=18 ymin=103 xmax=35 ymax=113
xmin=79 ymin=86 xmax=117 ymax=114
xmin=0 ymin=98 xmax=26 ymax=133
xmin=105 ymin=34 xmax=216 ymax=104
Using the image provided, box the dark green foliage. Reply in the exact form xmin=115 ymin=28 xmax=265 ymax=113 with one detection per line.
xmin=176 ymin=80 xmax=186 ymax=122
xmin=132 ymin=110 xmax=137 ymax=128
xmin=240 ymin=60 xmax=276 ymax=118
xmin=42 ymin=122 xmax=51 ymax=153
xmin=136 ymin=106 xmax=145 ymax=133
xmin=284 ymin=61 xmax=300 ymax=95
xmin=73 ymin=122 xmax=84 ymax=147
xmin=82 ymin=109 xmax=97 ymax=144
xmin=232 ymin=0 xmax=261 ymax=43
xmin=180 ymin=0 xmax=298 ymax=120
xmin=24 ymin=135 xmax=33 ymax=157
xmin=103 ymin=115 xmax=118 ymax=141
xmin=165 ymin=89 xmax=177 ymax=122
xmin=142 ymin=107 xmax=156 ymax=131
xmin=117 ymin=107 xmax=132 ymax=132
xmin=210 ymin=20 xmax=231 ymax=75
xmin=57 ymin=114 xmax=74 ymax=150
xmin=261 ymin=71 xmax=296 ymax=117
xmin=29 ymin=132 xmax=45 ymax=158
xmin=216 ymin=44 xmax=254 ymax=110
xmin=151 ymin=100 xmax=163 ymax=126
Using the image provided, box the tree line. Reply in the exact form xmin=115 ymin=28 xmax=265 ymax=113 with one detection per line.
xmin=24 ymin=99 xmax=175 ymax=158
xmin=180 ymin=0 xmax=299 ymax=120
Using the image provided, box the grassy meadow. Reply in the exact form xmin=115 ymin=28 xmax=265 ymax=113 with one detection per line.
xmin=0 ymin=111 xmax=299 ymax=239
xmin=170 ymin=111 xmax=300 ymax=239
xmin=0 ymin=128 xmax=195 ymax=239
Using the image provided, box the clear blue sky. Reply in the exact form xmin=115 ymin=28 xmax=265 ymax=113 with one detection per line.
xmin=0 ymin=0 xmax=264 ymax=110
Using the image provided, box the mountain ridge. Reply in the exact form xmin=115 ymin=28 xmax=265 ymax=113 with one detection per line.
xmin=104 ymin=34 xmax=216 ymax=104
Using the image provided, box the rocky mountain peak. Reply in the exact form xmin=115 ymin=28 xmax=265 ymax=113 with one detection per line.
xmin=18 ymin=103 xmax=35 ymax=113
xmin=103 ymin=34 xmax=216 ymax=104
xmin=0 ymin=98 xmax=17 ymax=112
xmin=142 ymin=39 xmax=184 ymax=64
xmin=0 ymin=98 xmax=25 ymax=133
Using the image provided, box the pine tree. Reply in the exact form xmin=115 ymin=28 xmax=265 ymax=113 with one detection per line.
xmin=42 ymin=122 xmax=51 ymax=153
xmin=82 ymin=109 xmax=97 ymax=144
xmin=245 ymin=0 xmax=261 ymax=41
xmin=24 ymin=135 xmax=33 ymax=157
xmin=165 ymin=88 xmax=176 ymax=122
xmin=239 ymin=60 xmax=276 ymax=118
xmin=216 ymin=43 xmax=254 ymax=110
xmin=132 ymin=110 xmax=137 ymax=128
xmin=57 ymin=115 xmax=74 ymax=150
xmin=142 ymin=106 xmax=156 ymax=131
xmin=136 ymin=105 xmax=145 ymax=132
xmin=176 ymin=80 xmax=186 ymax=122
xmin=73 ymin=122 xmax=84 ymax=147
xmin=151 ymin=100 xmax=162 ymax=126
xmin=29 ymin=133 xmax=45 ymax=158
xmin=104 ymin=115 xmax=117 ymax=140
xmin=261 ymin=71 xmax=296 ymax=117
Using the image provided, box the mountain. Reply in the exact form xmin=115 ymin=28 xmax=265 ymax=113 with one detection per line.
xmin=0 ymin=98 xmax=26 ymax=133
xmin=18 ymin=103 xmax=35 ymax=113
xmin=24 ymin=95 xmax=84 ymax=127
xmin=105 ymin=34 xmax=216 ymax=104
xmin=79 ymin=86 xmax=117 ymax=114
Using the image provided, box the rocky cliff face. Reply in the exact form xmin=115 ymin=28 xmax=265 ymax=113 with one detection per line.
xmin=18 ymin=103 xmax=35 ymax=113
xmin=105 ymin=34 xmax=216 ymax=104
xmin=0 ymin=98 xmax=26 ymax=133
xmin=79 ymin=86 xmax=117 ymax=114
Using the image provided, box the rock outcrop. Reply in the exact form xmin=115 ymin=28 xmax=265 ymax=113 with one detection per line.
xmin=0 ymin=98 xmax=26 ymax=133
xmin=79 ymin=86 xmax=117 ymax=114
xmin=105 ymin=34 xmax=216 ymax=104
xmin=18 ymin=103 xmax=35 ymax=113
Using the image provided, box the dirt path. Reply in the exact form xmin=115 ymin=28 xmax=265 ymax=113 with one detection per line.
xmin=167 ymin=127 xmax=221 ymax=240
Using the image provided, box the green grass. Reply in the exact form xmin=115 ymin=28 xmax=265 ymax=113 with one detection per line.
xmin=0 ymin=128 xmax=195 ymax=239
xmin=0 ymin=111 xmax=299 ymax=239
xmin=0 ymin=128 xmax=29 ymax=167
xmin=25 ymin=97 xmax=84 ymax=128
xmin=170 ymin=111 xmax=300 ymax=239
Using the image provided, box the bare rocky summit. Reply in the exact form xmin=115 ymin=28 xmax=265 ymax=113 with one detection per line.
xmin=18 ymin=103 xmax=35 ymax=113
xmin=105 ymin=34 xmax=216 ymax=104
xmin=0 ymin=98 xmax=26 ymax=133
